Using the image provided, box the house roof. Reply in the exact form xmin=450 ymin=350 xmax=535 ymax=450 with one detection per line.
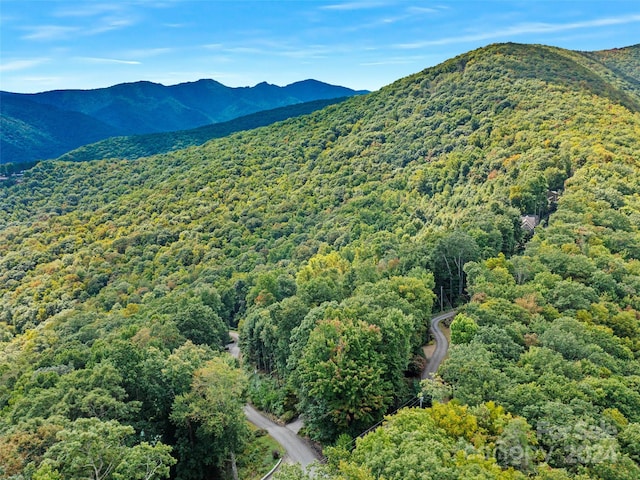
xmin=521 ymin=214 xmax=540 ymax=232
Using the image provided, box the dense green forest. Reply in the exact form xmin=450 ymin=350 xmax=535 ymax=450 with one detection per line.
xmin=57 ymin=97 xmax=352 ymax=163
xmin=1 ymin=43 xmax=639 ymax=480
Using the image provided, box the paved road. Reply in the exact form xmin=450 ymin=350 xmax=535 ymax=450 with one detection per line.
xmin=243 ymin=405 xmax=320 ymax=468
xmin=226 ymin=332 xmax=321 ymax=468
xmin=227 ymin=331 xmax=241 ymax=359
xmin=421 ymin=310 xmax=456 ymax=379
xmin=229 ymin=307 xmax=454 ymax=467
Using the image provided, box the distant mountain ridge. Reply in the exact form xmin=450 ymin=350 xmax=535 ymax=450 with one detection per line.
xmin=0 ymin=79 xmax=366 ymax=165
xmin=0 ymin=95 xmax=121 ymax=165
xmin=57 ymin=97 xmax=351 ymax=163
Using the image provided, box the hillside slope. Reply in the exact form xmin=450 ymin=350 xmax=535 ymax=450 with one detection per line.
xmin=588 ymin=43 xmax=640 ymax=82
xmin=0 ymin=93 xmax=123 ymax=164
xmin=0 ymin=79 xmax=365 ymax=165
xmin=57 ymin=97 xmax=351 ymax=162
xmin=0 ymin=43 xmax=639 ymax=479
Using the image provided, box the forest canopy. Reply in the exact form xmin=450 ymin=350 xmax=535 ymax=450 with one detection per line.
xmin=1 ymin=43 xmax=639 ymax=480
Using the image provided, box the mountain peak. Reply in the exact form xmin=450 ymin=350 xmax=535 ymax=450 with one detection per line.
xmin=253 ymin=81 xmax=275 ymax=89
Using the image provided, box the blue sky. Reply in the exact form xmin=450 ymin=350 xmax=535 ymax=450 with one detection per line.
xmin=1 ymin=1 xmax=639 ymax=93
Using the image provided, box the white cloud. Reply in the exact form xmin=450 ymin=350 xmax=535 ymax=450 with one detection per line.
xmin=21 ymin=25 xmax=79 ymax=41
xmin=406 ymin=6 xmax=440 ymax=15
xmin=76 ymin=57 xmax=142 ymax=65
xmin=0 ymin=58 xmax=49 ymax=72
xmin=224 ymin=46 xmax=266 ymax=55
xmin=341 ymin=4 xmax=444 ymax=32
xmin=53 ymin=3 xmax=123 ymax=18
xmin=203 ymin=43 xmax=225 ymax=50
xmin=21 ymin=15 xmax=136 ymax=42
xmin=0 ymin=14 xmax=19 ymax=26
xmin=88 ymin=17 xmax=137 ymax=35
xmin=395 ymin=13 xmax=640 ymax=49
xmin=321 ymin=1 xmax=389 ymax=11
xmin=121 ymin=47 xmax=176 ymax=59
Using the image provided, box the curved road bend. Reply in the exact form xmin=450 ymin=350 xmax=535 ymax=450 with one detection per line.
xmin=229 ymin=307 xmax=455 ymax=466
xmin=226 ymin=332 xmax=321 ymax=468
xmin=421 ymin=311 xmax=456 ymax=380
xmin=243 ymin=405 xmax=320 ymax=468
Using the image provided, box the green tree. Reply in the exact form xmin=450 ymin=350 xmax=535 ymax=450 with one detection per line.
xmin=161 ymin=341 xmax=215 ymax=398
xmin=272 ymin=464 xmax=312 ymax=480
xmin=494 ymin=417 xmax=538 ymax=473
xmin=294 ymin=318 xmax=393 ymax=442
xmin=42 ymin=417 xmax=174 ymax=480
xmin=174 ymin=299 xmax=229 ymax=348
xmin=296 ymin=252 xmax=352 ymax=305
xmin=450 ymin=313 xmax=479 ymax=344
xmin=619 ymin=423 xmax=640 ymax=463
xmin=32 ymin=463 xmax=63 ymax=480
xmin=439 ymin=343 xmax=512 ymax=406
xmin=348 ymin=408 xmax=456 ymax=480
xmin=113 ymin=442 xmax=176 ymax=480
xmin=170 ymin=356 xmax=248 ymax=479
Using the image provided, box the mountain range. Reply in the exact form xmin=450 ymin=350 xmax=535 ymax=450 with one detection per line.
xmin=0 ymin=79 xmax=365 ymax=165
xmin=1 ymin=43 xmax=639 ymax=479
xmin=56 ymin=97 xmax=351 ymax=163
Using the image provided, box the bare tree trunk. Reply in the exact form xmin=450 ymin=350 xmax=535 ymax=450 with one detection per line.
xmin=442 ymin=253 xmax=454 ymax=302
xmin=455 ymin=254 xmax=464 ymax=297
xmin=230 ymin=451 xmax=239 ymax=480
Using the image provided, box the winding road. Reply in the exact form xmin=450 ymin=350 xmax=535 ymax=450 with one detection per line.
xmin=227 ymin=333 xmax=321 ymax=468
xmin=227 ymin=309 xmax=455 ymax=469
xmin=243 ymin=405 xmax=319 ymax=468
xmin=421 ymin=310 xmax=456 ymax=380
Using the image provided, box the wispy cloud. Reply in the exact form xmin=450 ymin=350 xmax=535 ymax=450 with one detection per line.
xmin=21 ymin=16 xmax=136 ymax=41
xmin=396 ymin=13 xmax=640 ymax=49
xmin=342 ymin=4 xmax=444 ymax=32
xmin=76 ymin=57 xmax=141 ymax=65
xmin=21 ymin=2 xmax=137 ymax=42
xmin=0 ymin=58 xmax=49 ymax=72
xmin=10 ymin=76 xmax=67 ymax=90
xmin=407 ymin=6 xmax=440 ymax=15
xmin=53 ymin=3 xmax=123 ymax=18
xmin=279 ymin=45 xmax=332 ymax=59
xmin=21 ymin=25 xmax=79 ymax=41
xmin=208 ymin=39 xmax=337 ymax=60
xmin=121 ymin=47 xmax=176 ymax=59
xmin=0 ymin=14 xmax=19 ymax=26
xmin=360 ymin=55 xmax=430 ymax=66
xmin=321 ymin=1 xmax=389 ymax=11
xmin=88 ymin=17 xmax=137 ymax=35
xmin=224 ymin=46 xmax=266 ymax=55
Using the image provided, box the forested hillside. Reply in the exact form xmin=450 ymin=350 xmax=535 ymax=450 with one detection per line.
xmin=57 ymin=97 xmax=351 ymax=162
xmin=0 ymin=93 xmax=122 ymax=166
xmin=588 ymin=44 xmax=640 ymax=82
xmin=1 ymin=43 xmax=639 ymax=480
xmin=0 ymin=79 xmax=364 ymax=165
